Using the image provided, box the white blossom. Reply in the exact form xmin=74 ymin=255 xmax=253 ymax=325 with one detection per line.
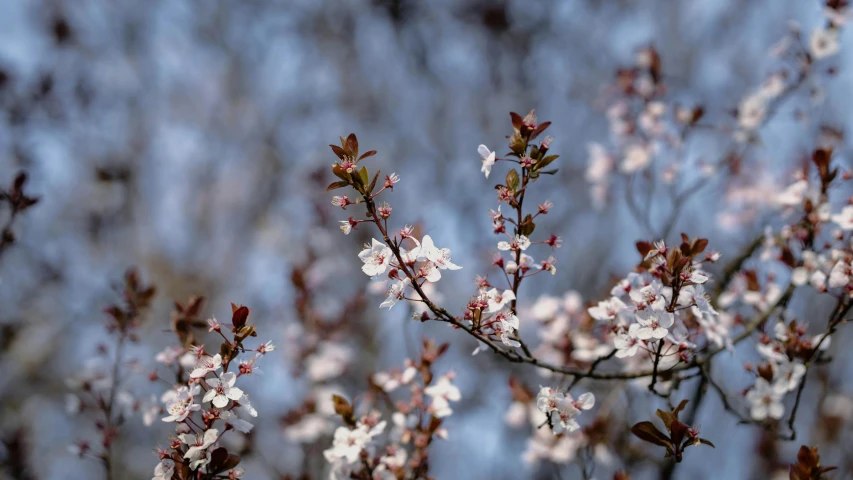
xmin=747 ymin=378 xmax=785 ymax=420
xmin=203 ymin=372 xmax=244 ymax=408
xmin=478 ymin=144 xmax=496 ymax=178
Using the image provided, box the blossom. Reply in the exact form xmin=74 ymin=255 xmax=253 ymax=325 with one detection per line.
xmin=614 ymin=323 xmax=641 ymax=358
xmin=810 ymin=27 xmax=841 ymax=59
xmin=417 ymin=235 xmax=462 ymax=270
xmin=828 ymin=260 xmax=851 ymax=288
xmin=424 ymin=374 xmax=461 ymax=418
xmin=180 ymin=428 xmax=219 ymax=469
xmin=831 ymin=205 xmax=853 ymax=230
xmin=206 ymin=317 xmax=221 ymax=332
xmin=238 ymin=355 xmax=262 ymax=376
xmin=495 ymin=311 xmax=521 ymax=347
xmin=203 ymin=372 xmax=244 ymax=408
xmin=620 ymin=144 xmax=651 ymax=173
xmin=486 ymin=288 xmax=516 ymax=313
xmin=152 ymin=459 xmax=175 ymax=480
xmin=257 ymin=340 xmax=275 ymax=354
xmin=372 ymin=366 xmax=417 ymax=392
xmin=324 ymin=420 xmax=387 ymax=479
xmin=380 ymin=172 xmax=399 ymax=188
xmin=162 ymin=385 xmax=201 ymax=422
xmin=747 ymin=378 xmax=785 ymax=420
xmin=478 ymin=144 xmax=496 ymax=178
xmin=380 ymin=278 xmax=411 ymax=309
xmin=634 ymin=310 xmax=674 ymax=340
xmin=359 ymin=238 xmax=393 ymax=277
xmin=537 ymin=388 xmax=595 ymax=433
xmin=189 ymin=354 xmax=222 ymax=379
xmin=497 ymin=235 xmax=531 ymax=252
xmin=588 ymin=297 xmax=627 ymax=322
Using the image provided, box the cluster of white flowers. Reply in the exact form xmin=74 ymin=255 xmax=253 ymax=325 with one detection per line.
xmin=536 ymin=387 xmax=595 ymax=434
xmin=746 ymin=320 xmax=829 ymax=421
xmin=324 ymin=358 xmax=459 ymax=479
xmin=587 ymin=257 xmax=723 ymax=363
xmin=151 ymin=338 xmax=271 ymax=478
xmin=358 ymin=234 xmax=461 ymax=309
xmin=323 ymin=417 xmax=387 ymax=479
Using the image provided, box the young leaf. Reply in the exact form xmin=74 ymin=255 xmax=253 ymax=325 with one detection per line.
xmin=506 ymin=169 xmax=520 ymax=192
xmin=631 ymin=421 xmax=673 ymax=449
xmin=327 ymin=181 xmax=350 ymax=191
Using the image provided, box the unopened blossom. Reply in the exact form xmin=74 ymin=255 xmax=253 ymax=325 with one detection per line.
xmin=810 ymin=27 xmax=841 ymax=59
xmin=614 ymin=323 xmax=642 ymax=358
xmin=538 ymin=200 xmax=554 ymax=215
xmin=203 ymin=372 xmax=243 ymax=408
xmin=189 ymin=354 xmax=222 ymax=379
xmin=380 ymin=278 xmax=411 ymax=309
xmin=180 ymin=428 xmax=219 ymax=469
xmin=831 ymin=205 xmax=853 ymax=230
xmin=498 ymin=235 xmax=531 ymax=252
xmin=486 ymin=288 xmax=516 ymax=313
xmin=588 ymin=297 xmax=627 ymax=322
xmin=424 ymin=374 xmax=461 ymax=418
xmin=153 ymin=459 xmax=175 ymax=480
xmin=478 ymin=144 xmax=496 ymax=178
xmin=747 ymin=378 xmax=786 ymax=420
xmin=635 ymin=310 xmax=674 ymax=340
xmin=359 ymin=238 xmax=393 ymax=277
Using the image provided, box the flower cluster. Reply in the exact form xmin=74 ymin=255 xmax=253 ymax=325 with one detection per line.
xmin=324 ymin=339 xmax=459 ymax=479
xmin=151 ymin=303 xmax=273 ymax=479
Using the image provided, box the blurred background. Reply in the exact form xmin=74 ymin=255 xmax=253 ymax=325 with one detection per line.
xmin=0 ymin=1 xmax=852 ymax=479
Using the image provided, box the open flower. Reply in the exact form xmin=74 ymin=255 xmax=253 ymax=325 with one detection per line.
xmin=747 ymin=378 xmax=785 ymax=420
xmin=380 ymin=278 xmax=411 ymax=309
xmin=203 ymin=372 xmax=244 ymax=408
xmin=635 ymin=310 xmax=674 ymax=340
xmin=614 ymin=323 xmax=641 ymax=358
xmin=359 ymin=238 xmax=393 ymax=277
xmin=486 ymin=288 xmax=516 ymax=313
xmin=189 ymin=354 xmax=222 ymax=379
xmin=180 ymin=428 xmax=219 ymax=470
xmin=417 ymin=235 xmax=462 ymax=270
xmin=478 ymin=144 xmax=496 ymax=178
xmin=424 ymin=374 xmax=461 ymax=418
